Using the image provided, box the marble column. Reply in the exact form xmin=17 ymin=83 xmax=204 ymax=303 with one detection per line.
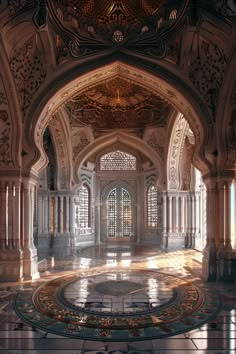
xmin=168 ymin=195 xmax=172 ymax=234
xmin=66 ymin=196 xmax=70 ymax=234
xmin=54 ymin=195 xmax=58 ymax=233
xmin=60 ymin=195 xmax=64 ymax=234
xmin=43 ymin=195 xmax=48 ymax=234
xmin=38 ymin=195 xmax=43 ymax=235
xmin=162 ymin=192 xmax=167 ymax=248
xmin=0 ymin=181 xmax=7 ymax=251
xmin=0 ymin=179 xmax=24 ymax=281
xmin=70 ymin=195 xmax=75 ymax=248
xmin=22 ymin=179 xmax=39 ymax=280
xmin=202 ymin=178 xmax=217 ymax=281
xmin=181 ymin=195 xmax=185 ymax=233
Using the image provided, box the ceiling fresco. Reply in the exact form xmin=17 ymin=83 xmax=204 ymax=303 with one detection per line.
xmin=64 ymin=77 xmax=172 ymax=134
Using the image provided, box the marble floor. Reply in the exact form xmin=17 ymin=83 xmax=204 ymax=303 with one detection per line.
xmin=0 ymin=244 xmax=236 ymax=354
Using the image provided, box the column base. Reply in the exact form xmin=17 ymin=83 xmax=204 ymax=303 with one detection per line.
xmin=217 ymin=249 xmax=234 ymax=282
xmin=22 ymin=247 xmax=40 ymax=280
xmin=0 ymin=249 xmax=24 ymax=281
xmin=202 ymin=246 xmax=217 ymax=281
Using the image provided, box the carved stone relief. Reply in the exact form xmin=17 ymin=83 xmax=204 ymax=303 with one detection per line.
xmin=143 ymin=127 xmax=166 ymax=160
xmin=8 ymin=0 xmax=28 ymax=16
xmin=49 ymin=117 xmax=70 ymax=190
xmin=167 ymin=113 xmax=189 ymax=190
xmin=215 ymin=0 xmax=236 ymax=18
xmin=66 ymin=77 xmax=172 ymax=135
xmin=0 ymin=77 xmax=12 ymax=166
xmin=189 ymin=37 xmax=227 ymax=118
xmin=10 ymin=38 xmax=46 ymax=111
xmin=71 ymin=128 xmax=91 ymax=162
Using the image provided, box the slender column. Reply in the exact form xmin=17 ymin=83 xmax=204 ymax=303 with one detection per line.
xmin=175 ymin=195 xmax=179 ymax=233
xmin=191 ymin=193 xmax=196 ymax=248
xmin=181 ymin=196 xmax=185 ymax=233
xmin=202 ymin=178 xmax=217 ymax=281
xmin=60 ymin=195 xmax=64 ymax=234
xmin=224 ymin=181 xmax=232 ymax=251
xmin=168 ymin=195 xmax=172 ymax=234
xmin=70 ymin=195 xmax=75 ymax=248
xmin=162 ymin=192 xmax=167 ymax=248
xmin=38 ymin=195 xmax=43 ymax=235
xmin=8 ymin=182 xmax=13 ymax=250
xmin=54 ymin=195 xmax=58 ymax=233
xmin=0 ymin=181 xmax=7 ymax=251
xmin=185 ymin=194 xmax=190 ymax=247
xmin=218 ymin=181 xmax=225 ymax=253
xmin=13 ymin=181 xmax=21 ymax=250
xmin=66 ymin=196 xmax=70 ymax=233
xmin=22 ymin=180 xmax=39 ymax=280
xmin=43 ymin=195 xmax=48 ymax=234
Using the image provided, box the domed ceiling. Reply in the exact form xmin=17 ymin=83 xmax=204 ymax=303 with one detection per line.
xmin=47 ymin=0 xmax=188 ymax=58
xmin=64 ymin=76 xmax=172 ymax=135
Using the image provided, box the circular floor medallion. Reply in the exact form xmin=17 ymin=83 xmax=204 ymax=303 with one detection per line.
xmin=14 ymin=269 xmax=221 ymax=341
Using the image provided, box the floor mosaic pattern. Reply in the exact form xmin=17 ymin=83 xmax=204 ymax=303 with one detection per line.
xmin=13 ymin=268 xmax=221 ymax=341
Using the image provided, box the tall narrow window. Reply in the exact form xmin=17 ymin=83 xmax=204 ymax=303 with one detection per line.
xmin=121 ymin=188 xmax=132 ymax=236
xmin=147 ymin=184 xmax=158 ymax=228
xmin=79 ymin=185 xmax=90 ymax=228
xmin=107 ymin=188 xmax=117 ymax=237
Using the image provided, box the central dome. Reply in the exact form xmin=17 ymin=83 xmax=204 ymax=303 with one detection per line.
xmin=64 ymin=0 xmax=167 ymax=24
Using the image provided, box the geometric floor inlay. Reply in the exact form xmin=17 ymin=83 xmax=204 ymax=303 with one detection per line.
xmin=14 ymin=269 xmax=222 ymax=341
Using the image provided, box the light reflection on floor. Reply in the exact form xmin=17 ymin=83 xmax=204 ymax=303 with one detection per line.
xmin=0 ymin=245 xmax=236 ymax=353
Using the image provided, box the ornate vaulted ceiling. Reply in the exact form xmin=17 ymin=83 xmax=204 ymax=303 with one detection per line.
xmin=64 ymin=77 xmax=172 ymax=134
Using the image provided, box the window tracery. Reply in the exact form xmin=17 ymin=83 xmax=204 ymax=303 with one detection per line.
xmin=147 ymin=184 xmax=158 ymax=228
xmin=100 ymin=150 xmax=136 ymax=170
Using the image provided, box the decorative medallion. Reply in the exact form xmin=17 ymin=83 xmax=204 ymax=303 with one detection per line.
xmin=14 ymin=268 xmax=221 ymax=341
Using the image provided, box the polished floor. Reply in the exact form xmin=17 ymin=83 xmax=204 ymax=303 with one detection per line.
xmin=0 ymin=244 xmax=236 ymax=353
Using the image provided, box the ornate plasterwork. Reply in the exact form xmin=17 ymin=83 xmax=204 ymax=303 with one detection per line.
xmin=0 ymin=77 xmax=13 ymax=167
xmin=71 ymin=127 xmax=93 ymax=162
xmin=10 ymin=38 xmax=46 ymax=111
xmin=143 ymin=127 xmax=166 ymax=160
xmin=33 ymin=62 xmax=203 ymax=174
xmin=167 ymin=113 xmax=189 ymax=190
xmin=215 ymin=0 xmax=236 ymax=19
xmin=48 ymin=0 xmax=187 ymax=59
xmin=66 ymin=77 xmax=171 ymax=134
xmin=49 ymin=116 xmax=71 ymax=190
xmin=189 ymin=37 xmax=227 ymax=118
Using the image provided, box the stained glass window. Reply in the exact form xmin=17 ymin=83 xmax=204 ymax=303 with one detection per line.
xmin=147 ymin=184 xmax=158 ymax=228
xmin=100 ymin=150 xmax=136 ymax=170
xmin=78 ymin=185 xmax=90 ymax=228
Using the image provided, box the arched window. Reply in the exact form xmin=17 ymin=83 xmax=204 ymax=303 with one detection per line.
xmin=100 ymin=150 xmax=136 ymax=170
xmin=78 ymin=185 xmax=90 ymax=228
xmin=147 ymin=184 xmax=158 ymax=228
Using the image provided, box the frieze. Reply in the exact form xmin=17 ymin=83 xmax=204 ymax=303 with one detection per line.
xmin=10 ymin=39 xmax=46 ymax=111
xmin=189 ymin=38 xmax=227 ymax=118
